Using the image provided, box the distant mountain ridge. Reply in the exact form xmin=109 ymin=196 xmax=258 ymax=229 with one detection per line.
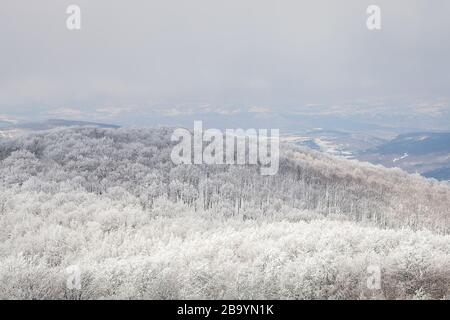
xmin=4 ymin=119 xmax=119 ymax=130
xmin=0 ymin=120 xmax=14 ymax=128
xmin=423 ymin=167 xmax=450 ymax=181
xmin=358 ymin=131 xmax=450 ymax=181
xmin=372 ymin=132 xmax=450 ymax=155
xmin=0 ymin=119 xmax=119 ymax=138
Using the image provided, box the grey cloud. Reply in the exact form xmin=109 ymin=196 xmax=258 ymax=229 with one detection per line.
xmin=1 ymin=0 xmax=449 ymax=121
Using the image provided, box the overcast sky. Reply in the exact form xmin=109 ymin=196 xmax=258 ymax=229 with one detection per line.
xmin=1 ymin=0 xmax=449 ymax=123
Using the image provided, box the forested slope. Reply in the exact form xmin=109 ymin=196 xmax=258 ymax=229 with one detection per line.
xmin=0 ymin=127 xmax=449 ymax=299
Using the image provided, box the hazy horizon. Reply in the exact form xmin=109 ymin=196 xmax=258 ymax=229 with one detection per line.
xmin=1 ymin=0 xmax=450 ymax=131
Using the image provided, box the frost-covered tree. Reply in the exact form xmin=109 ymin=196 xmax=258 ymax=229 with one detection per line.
xmin=0 ymin=127 xmax=449 ymax=299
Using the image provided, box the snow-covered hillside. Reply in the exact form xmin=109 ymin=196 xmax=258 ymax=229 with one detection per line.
xmin=0 ymin=127 xmax=449 ymax=299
